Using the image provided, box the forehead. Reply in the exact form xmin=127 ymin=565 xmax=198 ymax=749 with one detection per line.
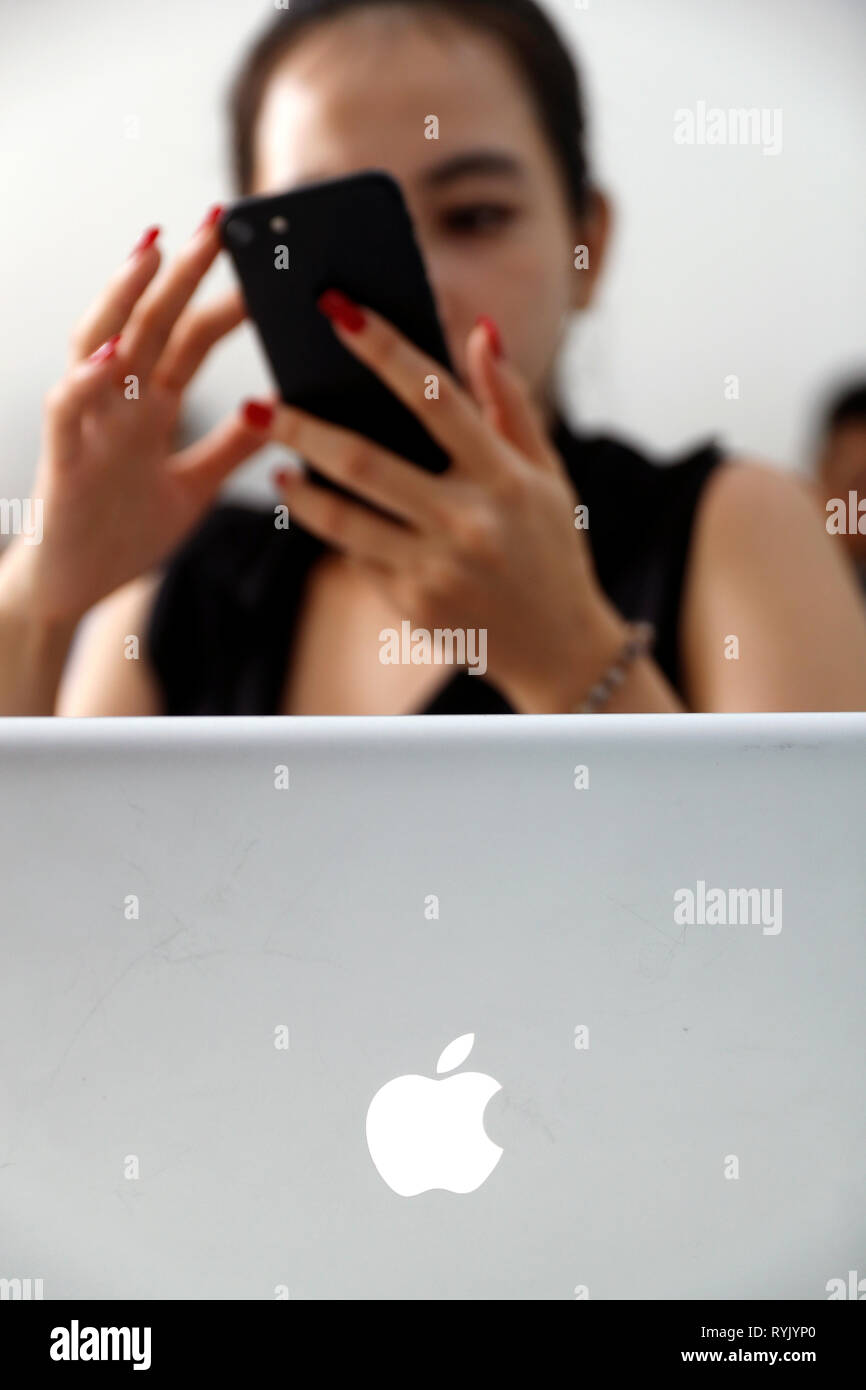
xmin=251 ymin=10 xmax=553 ymax=194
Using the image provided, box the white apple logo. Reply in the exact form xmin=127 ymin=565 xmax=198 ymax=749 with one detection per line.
xmin=365 ymin=1033 xmax=503 ymax=1196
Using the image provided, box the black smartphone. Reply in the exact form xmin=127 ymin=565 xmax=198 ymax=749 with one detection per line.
xmin=219 ymin=170 xmax=453 ymax=488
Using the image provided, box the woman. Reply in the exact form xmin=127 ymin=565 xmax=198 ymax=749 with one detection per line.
xmin=2 ymin=0 xmax=865 ymax=715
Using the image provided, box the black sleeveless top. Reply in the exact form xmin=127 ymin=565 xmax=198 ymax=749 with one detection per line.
xmin=147 ymin=417 xmax=723 ymax=714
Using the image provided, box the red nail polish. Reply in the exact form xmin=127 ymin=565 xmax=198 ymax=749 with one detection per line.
xmin=89 ymin=334 xmax=122 ymax=364
xmin=129 ymin=225 xmax=160 ymax=258
xmin=242 ymin=399 xmax=274 ymax=430
xmin=317 ymin=289 xmax=366 ymax=333
xmin=476 ymin=315 xmax=504 ymax=359
xmin=272 ymin=466 xmax=300 ymax=492
xmin=197 ymin=204 xmax=224 ymax=233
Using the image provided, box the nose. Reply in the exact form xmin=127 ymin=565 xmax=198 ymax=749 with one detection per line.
xmin=408 ymin=222 xmax=468 ymax=381
xmin=424 ymin=276 xmax=466 ymax=380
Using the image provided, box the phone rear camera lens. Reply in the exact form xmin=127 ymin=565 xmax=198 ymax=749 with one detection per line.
xmin=225 ymin=218 xmax=255 ymax=248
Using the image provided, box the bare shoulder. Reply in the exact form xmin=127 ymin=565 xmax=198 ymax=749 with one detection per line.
xmin=691 ymin=455 xmax=825 ymax=550
xmin=56 ymin=572 xmax=165 ymax=715
xmin=680 ymin=455 xmax=866 ymax=710
xmin=685 ymin=454 xmax=855 ymax=602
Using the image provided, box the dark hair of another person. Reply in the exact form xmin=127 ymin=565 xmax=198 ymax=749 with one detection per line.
xmin=228 ymin=0 xmax=592 ymax=216
xmin=824 ymin=381 xmax=866 ymax=434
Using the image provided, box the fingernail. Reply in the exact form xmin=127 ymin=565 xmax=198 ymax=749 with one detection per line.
xmin=129 ymin=225 xmax=160 ymax=258
xmin=317 ymin=289 xmax=366 ymax=333
xmin=476 ymin=315 xmax=504 ymax=360
xmin=89 ymin=334 xmax=122 ymax=364
xmin=242 ymin=399 xmax=274 ymax=430
xmin=197 ymin=204 xmax=224 ymax=234
xmin=271 ymin=467 xmax=294 ymax=491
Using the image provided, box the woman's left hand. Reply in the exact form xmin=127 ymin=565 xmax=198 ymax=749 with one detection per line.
xmin=268 ymin=291 xmax=624 ymax=711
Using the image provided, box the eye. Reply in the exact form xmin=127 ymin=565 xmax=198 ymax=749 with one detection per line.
xmin=441 ymin=202 xmax=516 ymax=235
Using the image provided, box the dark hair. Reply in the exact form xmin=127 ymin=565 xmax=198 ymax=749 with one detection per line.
xmin=823 ymin=380 xmax=866 ymax=433
xmin=228 ymin=0 xmax=592 ymax=215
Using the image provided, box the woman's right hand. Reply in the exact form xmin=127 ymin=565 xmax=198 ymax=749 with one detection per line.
xmin=1 ymin=208 xmax=274 ymax=623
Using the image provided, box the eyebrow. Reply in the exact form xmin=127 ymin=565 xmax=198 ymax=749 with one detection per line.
xmin=294 ymin=149 xmax=527 ymax=193
xmin=418 ymin=149 xmax=527 ymax=189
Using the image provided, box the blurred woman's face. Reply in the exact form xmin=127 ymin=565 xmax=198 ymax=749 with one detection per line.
xmin=250 ymin=7 xmax=604 ymax=425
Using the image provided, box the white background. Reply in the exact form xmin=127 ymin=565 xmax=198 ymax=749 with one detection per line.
xmin=0 ymin=0 xmax=863 ymax=510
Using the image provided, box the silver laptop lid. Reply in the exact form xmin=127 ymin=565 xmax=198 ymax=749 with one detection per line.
xmin=1 ymin=713 xmax=863 ymax=1299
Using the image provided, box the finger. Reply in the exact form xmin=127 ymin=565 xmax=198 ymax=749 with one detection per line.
xmin=44 ymin=335 xmax=124 ymax=463
xmin=272 ymin=467 xmax=417 ymax=568
xmin=317 ymin=291 xmax=500 ymax=479
xmin=465 ymin=318 xmax=559 ymax=471
xmin=68 ymin=226 xmax=162 ymax=365
xmin=169 ymin=397 xmax=277 ymax=499
xmin=122 ymin=204 xmax=225 ymax=381
xmin=267 ymin=401 xmax=450 ymax=529
xmin=153 ymin=288 xmax=247 ymax=394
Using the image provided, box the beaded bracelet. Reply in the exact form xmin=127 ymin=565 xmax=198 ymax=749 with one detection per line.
xmin=571 ymin=621 xmax=657 ymax=713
